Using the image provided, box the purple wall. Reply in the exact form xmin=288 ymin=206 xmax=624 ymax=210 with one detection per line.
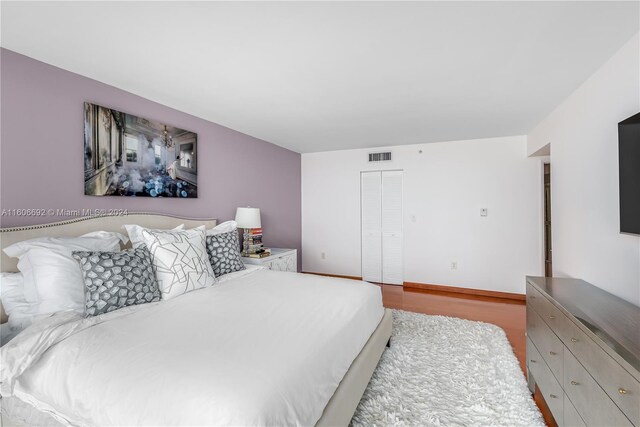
xmin=0 ymin=49 xmax=301 ymax=266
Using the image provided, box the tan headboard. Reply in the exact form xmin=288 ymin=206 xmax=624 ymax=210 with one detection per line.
xmin=0 ymin=213 xmax=217 ymax=323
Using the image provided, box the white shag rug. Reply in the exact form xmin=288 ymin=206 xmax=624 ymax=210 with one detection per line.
xmin=351 ymin=310 xmax=544 ymax=427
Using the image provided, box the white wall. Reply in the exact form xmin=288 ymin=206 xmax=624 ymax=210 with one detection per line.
xmin=528 ymin=33 xmax=640 ymax=306
xmin=302 ymin=136 xmax=542 ymax=294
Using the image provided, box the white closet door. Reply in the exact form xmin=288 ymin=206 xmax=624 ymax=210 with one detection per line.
xmin=382 ymin=170 xmax=403 ymax=285
xmin=361 ymin=171 xmax=382 ymax=283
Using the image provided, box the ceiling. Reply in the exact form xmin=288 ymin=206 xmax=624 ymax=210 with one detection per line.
xmin=1 ymin=1 xmax=638 ymax=153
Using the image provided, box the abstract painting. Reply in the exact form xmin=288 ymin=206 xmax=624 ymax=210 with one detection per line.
xmin=84 ymin=102 xmax=198 ymax=198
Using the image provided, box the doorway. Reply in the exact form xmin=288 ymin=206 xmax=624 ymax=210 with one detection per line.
xmin=543 ymin=163 xmax=552 ymax=277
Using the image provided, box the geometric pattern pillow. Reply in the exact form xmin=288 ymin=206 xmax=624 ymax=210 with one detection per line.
xmin=72 ymin=247 xmax=160 ymax=316
xmin=140 ymin=226 xmax=216 ymax=300
xmin=122 ymin=223 xmax=185 ymax=249
xmin=206 ymin=231 xmax=245 ymax=277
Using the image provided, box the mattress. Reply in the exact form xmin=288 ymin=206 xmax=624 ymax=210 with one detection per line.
xmin=0 ymin=269 xmax=384 ymax=426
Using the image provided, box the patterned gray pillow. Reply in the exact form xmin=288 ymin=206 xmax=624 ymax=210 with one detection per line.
xmin=206 ymin=231 xmax=245 ymax=277
xmin=72 ymin=247 xmax=160 ymax=316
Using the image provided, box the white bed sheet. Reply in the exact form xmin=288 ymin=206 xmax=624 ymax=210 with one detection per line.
xmin=1 ymin=395 xmax=64 ymax=427
xmin=217 ymin=263 xmax=266 ymax=284
xmin=0 ymin=269 xmax=384 ymax=426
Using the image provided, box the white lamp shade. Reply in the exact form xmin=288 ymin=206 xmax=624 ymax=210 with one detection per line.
xmin=235 ymin=207 xmax=261 ymax=228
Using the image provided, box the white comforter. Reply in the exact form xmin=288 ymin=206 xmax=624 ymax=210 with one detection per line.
xmin=0 ymin=269 xmax=384 ymax=426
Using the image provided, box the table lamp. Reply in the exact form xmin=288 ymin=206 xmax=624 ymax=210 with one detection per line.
xmin=235 ymin=207 xmax=262 ymax=255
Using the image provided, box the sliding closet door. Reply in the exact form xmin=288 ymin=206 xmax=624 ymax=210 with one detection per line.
xmin=382 ymin=170 xmax=403 ymax=285
xmin=361 ymin=171 xmax=382 ymax=283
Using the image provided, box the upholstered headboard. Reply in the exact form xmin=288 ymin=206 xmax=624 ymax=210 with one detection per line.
xmin=0 ymin=213 xmax=217 ymax=323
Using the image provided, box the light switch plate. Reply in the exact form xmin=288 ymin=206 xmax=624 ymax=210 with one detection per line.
xmin=480 ymin=208 xmax=488 ymax=217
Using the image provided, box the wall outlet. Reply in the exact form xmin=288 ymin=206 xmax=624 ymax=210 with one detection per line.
xmin=321 ymin=252 xmax=326 ymax=260
xmin=451 ymin=261 xmax=457 ymax=270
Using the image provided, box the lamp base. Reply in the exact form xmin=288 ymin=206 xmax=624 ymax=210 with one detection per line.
xmin=242 ymin=228 xmax=251 ymax=254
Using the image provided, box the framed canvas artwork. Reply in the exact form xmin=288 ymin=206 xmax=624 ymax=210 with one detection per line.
xmin=84 ymin=102 xmax=198 ymax=198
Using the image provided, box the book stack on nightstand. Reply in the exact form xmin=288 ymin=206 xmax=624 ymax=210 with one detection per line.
xmin=241 ymin=228 xmax=271 ymax=258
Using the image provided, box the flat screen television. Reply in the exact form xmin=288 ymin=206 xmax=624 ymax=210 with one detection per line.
xmin=618 ymin=112 xmax=640 ymax=235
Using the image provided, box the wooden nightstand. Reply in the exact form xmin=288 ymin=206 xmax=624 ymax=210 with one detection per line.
xmin=241 ymin=248 xmax=297 ymax=272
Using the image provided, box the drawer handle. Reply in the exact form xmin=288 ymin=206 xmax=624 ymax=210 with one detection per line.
xmin=549 ymin=351 xmax=557 ymax=356
xmin=530 ymin=359 xmax=537 ymax=363
xmin=549 ymin=316 xmax=555 ymax=320
xmin=549 ymin=394 xmax=558 ymax=399
xmin=571 ymin=381 xmax=579 ymax=386
xmin=531 ymin=296 xmax=536 ymax=299
xmin=571 ymin=337 xmax=578 ymax=343
xmin=619 ymin=388 xmax=628 ymax=395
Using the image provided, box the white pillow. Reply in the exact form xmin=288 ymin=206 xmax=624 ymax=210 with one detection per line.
xmin=123 ymin=224 xmax=185 ymax=248
xmin=141 ymin=226 xmax=216 ymax=300
xmin=3 ymin=231 xmax=128 ymax=315
xmin=0 ymin=272 xmax=36 ymax=334
xmin=205 ymin=220 xmax=237 ymax=236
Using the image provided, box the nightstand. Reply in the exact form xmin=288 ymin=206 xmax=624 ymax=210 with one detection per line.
xmin=242 ymin=248 xmax=297 ymax=272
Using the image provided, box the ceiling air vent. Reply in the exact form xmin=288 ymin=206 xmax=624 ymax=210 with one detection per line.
xmin=368 ymin=152 xmax=392 ymax=162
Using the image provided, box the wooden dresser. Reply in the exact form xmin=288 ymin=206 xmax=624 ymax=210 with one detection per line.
xmin=526 ymin=276 xmax=640 ymax=427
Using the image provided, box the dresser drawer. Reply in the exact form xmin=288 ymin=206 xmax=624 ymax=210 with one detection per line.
xmin=564 ymin=350 xmax=632 ymax=426
xmin=564 ymin=394 xmax=586 ymax=427
xmin=527 ymin=308 xmax=564 ymax=382
xmin=527 ymin=283 xmax=566 ymax=333
xmin=528 ymin=338 xmax=564 ymax=425
xmin=527 ymin=282 xmax=548 ymax=317
xmin=557 ymin=314 xmax=640 ymax=426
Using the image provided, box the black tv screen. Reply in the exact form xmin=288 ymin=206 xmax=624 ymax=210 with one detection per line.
xmin=619 ymin=112 xmax=640 ymax=235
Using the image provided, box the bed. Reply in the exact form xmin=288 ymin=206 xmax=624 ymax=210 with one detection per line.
xmin=0 ymin=213 xmax=392 ymax=427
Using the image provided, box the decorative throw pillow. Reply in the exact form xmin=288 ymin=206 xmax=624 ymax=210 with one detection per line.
xmin=3 ymin=231 xmax=129 ymax=315
xmin=123 ymin=224 xmax=185 ymax=249
xmin=73 ymin=247 xmax=160 ymax=316
xmin=140 ymin=226 xmax=216 ymax=300
xmin=206 ymin=231 xmax=245 ymax=277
